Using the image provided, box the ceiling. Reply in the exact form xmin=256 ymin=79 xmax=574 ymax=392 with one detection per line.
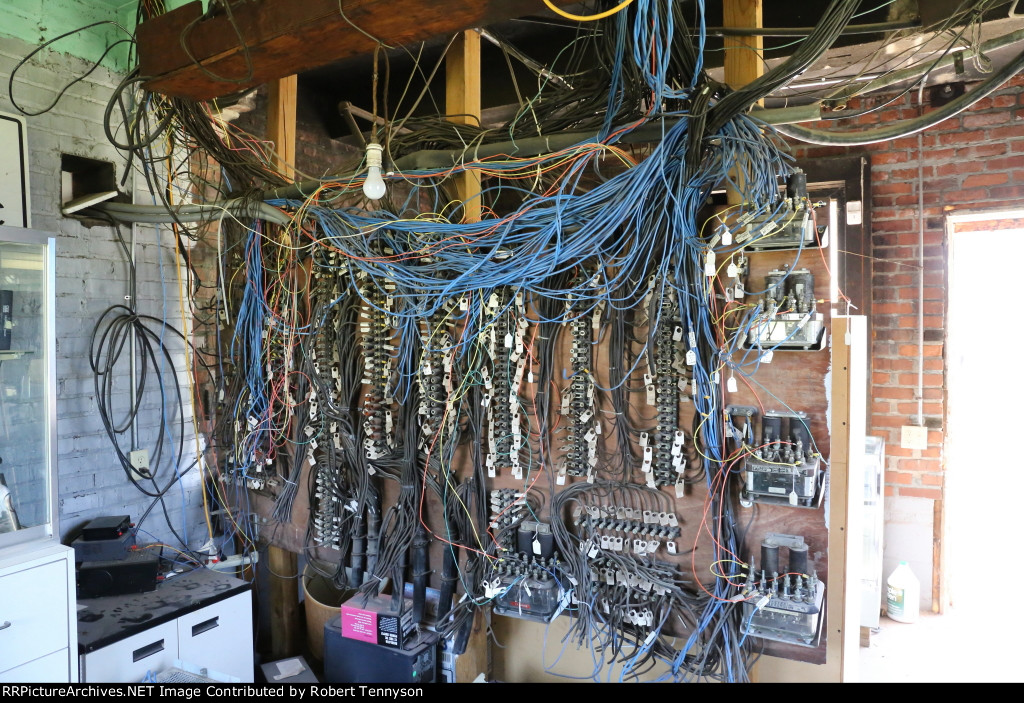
xmin=289 ymin=0 xmax=1024 ymax=140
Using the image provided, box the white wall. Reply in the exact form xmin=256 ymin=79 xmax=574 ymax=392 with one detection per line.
xmin=0 ymin=34 xmax=208 ymax=552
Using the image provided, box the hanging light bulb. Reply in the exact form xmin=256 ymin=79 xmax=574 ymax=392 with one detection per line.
xmin=362 ymin=142 xmax=386 ymax=200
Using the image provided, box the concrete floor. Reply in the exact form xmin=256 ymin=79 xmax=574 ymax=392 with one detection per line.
xmin=858 ymin=604 xmax=1023 ymax=683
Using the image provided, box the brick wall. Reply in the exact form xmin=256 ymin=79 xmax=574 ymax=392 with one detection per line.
xmin=792 ymin=72 xmax=1024 ymax=498
xmin=790 ymin=72 xmax=1024 ymax=603
xmin=0 ymin=35 xmax=208 ymax=549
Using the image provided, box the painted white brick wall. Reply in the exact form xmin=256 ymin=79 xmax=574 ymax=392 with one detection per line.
xmin=0 ymin=35 xmax=209 ymax=552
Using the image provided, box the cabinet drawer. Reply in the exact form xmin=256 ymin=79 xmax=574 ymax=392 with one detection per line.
xmin=177 ymin=592 xmax=253 ymax=682
xmin=0 ymin=559 xmax=69 ymax=672
xmin=0 ymin=648 xmax=70 ymax=683
xmin=82 ymin=620 xmax=178 ymax=683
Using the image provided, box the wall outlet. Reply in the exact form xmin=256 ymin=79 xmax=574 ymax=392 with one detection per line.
xmin=129 ymin=449 xmax=151 ymax=480
xmin=900 ymin=425 xmax=928 ymax=450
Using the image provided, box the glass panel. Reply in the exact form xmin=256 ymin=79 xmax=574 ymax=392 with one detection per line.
xmin=0 ymin=241 xmax=48 ymax=534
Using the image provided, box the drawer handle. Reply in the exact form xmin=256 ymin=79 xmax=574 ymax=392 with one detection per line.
xmin=192 ymin=616 xmax=220 ymax=637
xmin=132 ymin=639 xmax=165 ymax=662
xmin=0 ymin=621 xmax=10 ymax=631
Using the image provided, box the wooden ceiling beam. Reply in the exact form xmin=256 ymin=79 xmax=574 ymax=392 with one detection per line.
xmin=138 ymin=0 xmax=579 ymax=101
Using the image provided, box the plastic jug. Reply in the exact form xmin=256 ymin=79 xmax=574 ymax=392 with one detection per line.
xmin=886 ymin=561 xmax=920 ymax=623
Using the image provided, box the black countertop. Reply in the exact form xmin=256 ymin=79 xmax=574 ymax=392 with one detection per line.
xmin=77 ymin=567 xmax=251 ymax=653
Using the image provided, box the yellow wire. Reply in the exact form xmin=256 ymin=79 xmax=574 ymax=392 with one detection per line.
xmin=543 ymin=0 xmax=636 ymax=22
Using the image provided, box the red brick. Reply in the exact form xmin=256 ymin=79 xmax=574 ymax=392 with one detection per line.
xmin=989 ymin=125 xmax=1024 ymax=140
xmin=920 ymin=474 xmax=944 ymax=486
xmin=939 ymin=129 xmax=987 ymax=144
xmin=897 ymin=373 xmax=943 ymax=387
xmin=872 ymin=400 xmax=892 ymax=415
xmin=873 ymin=388 xmax=915 ymax=400
xmin=962 ymin=173 xmax=1010 ymax=188
xmin=899 ymin=487 xmax=942 ymax=499
xmin=943 ymin=189 xmax=989 ymax=203
xmin=897 ymin=344 xmax=943 ymax=357
xmin=875 ymin=302 xmax=914 ymax=315
xmin=873 ymin=152 xmax=910 ymax=165
xmin=936 ymin=161 xmax=982 ymax=177
xmin=886 ymin=471 xmax=913 ymax=485
xmin=873 ymin=358 xmax=915 ymax=371
xmin=896 ymin=402 xmax=943 ymax=415
xmin=875 ymin=182 xmax=913 ymax=196
xmin=956 ymin=143 xmax=1008 ymax=158
xmin=872 ymin=372 xmax=892 ymax=385
xmin=872 ymin=414 xmax=910 ymax=427
xmin=988 ymin=185 xmax=1024 ymax=199
xmin=986 ymin=155 xmax=1024 ymax=170
xmin=962 ymin=112 xmax=1007 ymax=129
xmin=884 ymin=485 xmax=896 ymax=497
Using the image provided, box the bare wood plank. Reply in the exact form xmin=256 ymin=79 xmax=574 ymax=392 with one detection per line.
xmin=932 ymin=498 xmax=944 ymax=613
xmin=446 ymin=30 xmax=482 ymax=223
xmin=269 ymin=545 xmax=301 ymax=659
xmin=265 ymin=73 xmax=301 ymax=659
xmin=446 ymin=30 xmax=486 ymax=679
xmin=723 ymin=0 xmax=764 ymax=92
xmin=722 ymin=0 xmax=763 ymax=206
xmin=139 ymin=0 xmax=578 ymax=100
xmin=266 ymin=75 xmax=298 ymax=180
xmin=860 ymin=626 xmax=871 ymax=648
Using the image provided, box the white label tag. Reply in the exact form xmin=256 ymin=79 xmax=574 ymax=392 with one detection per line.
xmin=762 ymin=349 xmax=774 ymax=364
xmin=686 ymin=349 xmax=696 ymax=366
xmin=727 ymin=263 xmax=737 ymax=278
xmin=727 ymin=376 xmax=738 ymax=393
xmin=722 ymin=229 xmax=732 ymax=246
xmin=704 ymin=250 xmax=716 ymax=277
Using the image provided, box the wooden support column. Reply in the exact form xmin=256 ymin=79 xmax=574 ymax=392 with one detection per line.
xmin=446 ymin=29 xmax=488 ymax=681
xmin=446 ymin=30 xmax=482 ymax=223
xmin=267 ymin=75 xmax=298 ymax=180
xmin=266 ymin=74 xmax=301 ymax=660
xmin=723 ymin=0 xmax=763 ymax=206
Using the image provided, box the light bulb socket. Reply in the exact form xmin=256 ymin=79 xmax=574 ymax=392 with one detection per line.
xmin=365 ymin=142 xmax=384 ymax=169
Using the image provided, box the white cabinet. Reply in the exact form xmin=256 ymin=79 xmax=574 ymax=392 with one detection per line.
xmin=176 ymin=593 xmax=253 ymax=680
xmin=80 ymin=620 xmax=179 ymax=684
xmin=0 ymin=543 xmax=77 ymax=682
xmin=80 ymin=584 xmax=253 ymax=683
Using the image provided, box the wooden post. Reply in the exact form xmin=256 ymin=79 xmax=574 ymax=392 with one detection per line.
xmin=445 ymin=30 xmax=488 ymax=680
xmin=446 ymin=30 xmax=482 ymax=223
xmin=268 ymin=545 xmax=301 ymax=659
xmin=754 ymin=317 xmax=866 ymax=683
xmin=723 ymin=0 xmax=763 ymax=207
xmin=723 ymin=0 xmax=764 ymax=94
xmin=267 ymin=75 xmax=298 ymax=180
xmin=266 ymin=74 xmax=301 ymax=660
